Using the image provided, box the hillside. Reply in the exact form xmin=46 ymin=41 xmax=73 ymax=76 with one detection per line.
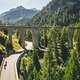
xmin=0 ymin=32 xmax=7 ymax=65
xmin=27 ymin=0 xmax=80 ymax=26
xmin=0 ymin=6 xmax=39 ymax=23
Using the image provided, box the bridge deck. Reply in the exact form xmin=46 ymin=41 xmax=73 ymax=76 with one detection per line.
xmin=0 ymin=25 xmax=51 ymax=29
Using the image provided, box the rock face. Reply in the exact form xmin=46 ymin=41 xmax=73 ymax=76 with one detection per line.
xmin=0 ymin=6 xmax=39 ymax=23
xmin=28 ymin=0 xmax=80 ymax=26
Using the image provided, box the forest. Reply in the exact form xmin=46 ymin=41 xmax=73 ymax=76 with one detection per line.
xmin=18 ymin=24 xmax=80 ymax=80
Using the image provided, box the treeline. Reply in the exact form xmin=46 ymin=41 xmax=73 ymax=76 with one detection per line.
xmin=19 ymin=25 xmax=80 ymax=80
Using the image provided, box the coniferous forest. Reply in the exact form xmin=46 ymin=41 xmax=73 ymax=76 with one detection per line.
xmin=18 ymin=25 xmax=80 ymax=80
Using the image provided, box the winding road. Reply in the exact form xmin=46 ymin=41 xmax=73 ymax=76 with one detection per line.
xmin=0 ymin=42 xmax=33 ymax=80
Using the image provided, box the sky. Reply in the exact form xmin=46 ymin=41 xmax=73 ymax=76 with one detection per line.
xmin=0 ymin=0 xmax=52 ymax=14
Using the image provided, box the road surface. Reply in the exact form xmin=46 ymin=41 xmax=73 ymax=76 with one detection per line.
xmin=0 ymin=42 xmax=33 ymax=80
xmin=0 ymin=53 xmax=22 ymax=80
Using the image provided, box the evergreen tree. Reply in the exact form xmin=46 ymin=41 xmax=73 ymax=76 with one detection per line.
xmin=64 ymin=29 xmax=80 ymax=80
xmin=33 ymin=49 xmax=41 ymax=72
xmin=5 ymin=40 xmax=13 ymax=56
xmin=60 ymin=27 xmax=70 ymax=63
xmin=63 ymin=49 xmax=80 ymax=80
xmin=40 ymin=25 xmax=64 ymax=80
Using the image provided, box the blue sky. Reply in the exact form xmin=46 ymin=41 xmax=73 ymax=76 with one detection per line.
xmin=0 ymin=0 xmax=52 ymax=14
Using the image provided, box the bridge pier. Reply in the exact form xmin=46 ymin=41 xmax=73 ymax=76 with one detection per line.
xmin=20 ymin=29 xmax=26 ymax=48
xmin=42 ymin=29 xmax=46 ymax=47
xmin=32 ymin=29 xmax=40 ymax=48
xmin=8 ymin=30 xmax=14 ymax=54
xmin=9 ymin=31 xmax=12 ymax=43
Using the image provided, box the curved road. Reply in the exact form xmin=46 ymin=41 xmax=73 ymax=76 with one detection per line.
xmin=0 ymin=42 xmax=33 ymax=80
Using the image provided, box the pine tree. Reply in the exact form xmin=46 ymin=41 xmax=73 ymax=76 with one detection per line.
xmin=40 ymin=25 xmax=64 ymax=80
xmin=60 ymin=27 xmax=70 ymax=63
xmin=63 ymin=49 xmax=80 ymax=80
xmin=63 ymin=28 xmax=80 ymax=80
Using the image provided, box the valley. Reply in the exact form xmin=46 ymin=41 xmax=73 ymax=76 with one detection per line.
xmin=0 ymin=0 xmax=80 ymax=80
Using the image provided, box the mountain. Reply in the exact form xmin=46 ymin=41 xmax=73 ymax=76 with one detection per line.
xmin=28 ymin=0 xmax=80 ymax=26
xmin=0 ymin=6 xmax=39 ymax=23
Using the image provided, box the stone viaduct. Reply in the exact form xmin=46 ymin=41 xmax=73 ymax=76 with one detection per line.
xmin=0 ymin=25 xmax=50 ymax=48
xmin=0 ymin=25 xmax=80 ymax=49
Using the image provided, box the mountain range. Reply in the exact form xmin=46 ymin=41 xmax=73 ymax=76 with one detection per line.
xmin=0 ymin=6 xmax=39 ymax=23
xmin=0 ymin=0 xmax=80 ymax=26
xmin=27 ymin=0 xmax=80 ymax=26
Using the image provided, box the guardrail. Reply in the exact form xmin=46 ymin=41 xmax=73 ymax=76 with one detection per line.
xmin=16 ymin=49 xmax=30 ymax=79
xmin=0 ymin=58 xmax=5 ymax=77
xmin=15 ymin=49 xmax=27 ymax=80
xmin=15 ymin=51 xmax=25 ymax=80
xmin=16 ymin=52 xmax=25 ymax=78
